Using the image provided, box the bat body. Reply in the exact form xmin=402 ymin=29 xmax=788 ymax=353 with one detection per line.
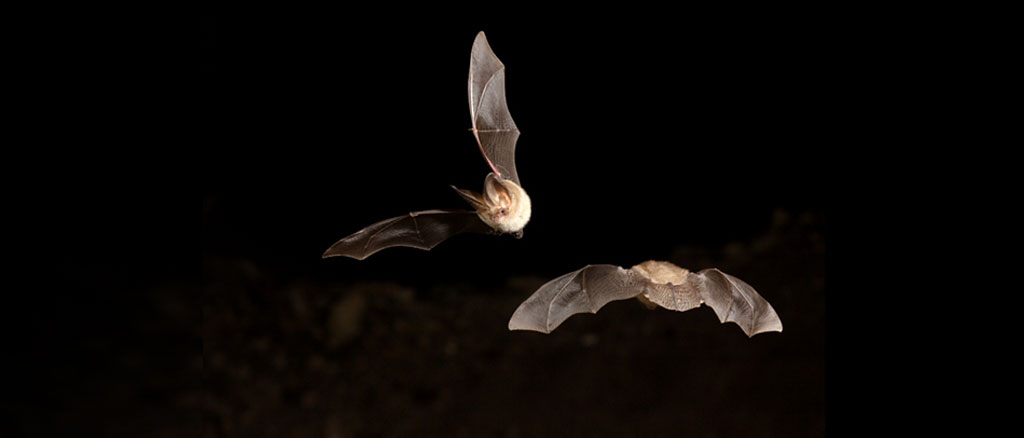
xmin=324 ymin=32 xmax=529 ymax=260
xmin=509 ymin=260 xmax=783 ymax=337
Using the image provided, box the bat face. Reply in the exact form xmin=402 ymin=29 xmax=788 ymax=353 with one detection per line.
xmin=452 ymin=173 xmax=531 ymax=235
xmin=479 ymin=173 xmax=531 ymax=234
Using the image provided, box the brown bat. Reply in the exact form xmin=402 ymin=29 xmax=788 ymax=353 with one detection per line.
xmin=324 ymin=31 xmax=530 ymax=260
xmin=509 ymin=261 xmax=783 ymax=337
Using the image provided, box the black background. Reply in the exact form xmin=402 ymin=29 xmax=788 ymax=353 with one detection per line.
xmin=14 ymin=9 xmax=860 ymax=437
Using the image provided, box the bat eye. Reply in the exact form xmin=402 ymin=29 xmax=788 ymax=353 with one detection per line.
xmin=499 ymin=208 xmax=508 ymax=215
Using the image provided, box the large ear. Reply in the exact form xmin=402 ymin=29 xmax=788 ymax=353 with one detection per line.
xmin=450 ymin=185 xmax=486 ymax=211
xmin=482 ymin=173 xmax=512 ymax=206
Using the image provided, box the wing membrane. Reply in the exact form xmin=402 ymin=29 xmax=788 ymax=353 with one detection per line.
xmin=692 ymin=269 xmax=783 ymax=337
xmin=323 ymin=209 xmax=491 ymax=260
xmin=508 ymin=265 xmax=644 ymax=333
xmin=469 ymin=31 xmax=521 ymax=185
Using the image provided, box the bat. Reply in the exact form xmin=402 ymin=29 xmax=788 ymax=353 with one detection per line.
xmin=323 ymin=31 xmax=530 ymax=260
xmin=509 ymin=260 xmax=783 ymax=337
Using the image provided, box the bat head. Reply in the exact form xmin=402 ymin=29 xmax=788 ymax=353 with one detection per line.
xmin=478 ymin=173 xmax=531 ymax=234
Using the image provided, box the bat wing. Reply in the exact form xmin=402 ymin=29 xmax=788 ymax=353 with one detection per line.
xmin=508 ymin=265 xmax=646 ymax=333
xmin=509 ymin=263 xmax=783 ymax=337
xmin=690 ymin=269 xmax=783 ymax=337
xmin=469 ymin=31 xmax=521 ymax=185
xmin=322 ymin=209 xmax=492 ymax=260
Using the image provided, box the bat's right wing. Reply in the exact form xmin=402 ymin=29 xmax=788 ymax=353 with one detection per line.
xmin=690 ymin=269 xmax=783 ymax=337
xmin=469 ymin=31 xmax=521 ymax=185
xmin=323 ymin=209 xmax=492 ymax=260
xmin=508 ymin=265 xmax=646 ymax=333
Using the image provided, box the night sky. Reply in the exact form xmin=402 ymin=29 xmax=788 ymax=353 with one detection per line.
xmin=12 ymin=10 xmax=871 ymax=437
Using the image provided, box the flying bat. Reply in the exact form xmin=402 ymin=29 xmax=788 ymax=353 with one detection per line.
xmin=324 ymin=31 xmax=530 ymax=260
xmin=509 ymin=260 xmax=783 ymax=337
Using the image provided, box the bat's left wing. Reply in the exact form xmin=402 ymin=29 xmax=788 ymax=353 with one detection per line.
xmin=469 ymin=31 xmax=521 ymax=185
xmin=322 ymin=209 xmax=492 ymax=260
xmin=508 ymin=265 xmax=646 ymax=333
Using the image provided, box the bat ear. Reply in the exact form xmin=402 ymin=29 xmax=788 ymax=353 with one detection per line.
xmin=451 ymin=185 xmax=485 ymax=210
xmin=483 ymin=173 xmax=512 ymax=205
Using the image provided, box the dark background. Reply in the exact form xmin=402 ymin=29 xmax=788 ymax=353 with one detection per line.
xmin=15 ymin=10 xmax=844 ymax=437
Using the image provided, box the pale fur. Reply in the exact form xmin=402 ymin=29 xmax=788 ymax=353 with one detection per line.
xmin=630 ymin=260 xmax=690 ymax=285
xmin=478 ymin=178 xmax=531 ymax=234
xmin=630 ymin=261 xmax=703 ymax=306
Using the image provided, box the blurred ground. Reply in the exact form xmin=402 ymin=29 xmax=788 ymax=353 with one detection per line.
xmin=9 ymin=204 xmax=823 ymax=437
xmin=200 ymin=208 xmax=824 ymax=437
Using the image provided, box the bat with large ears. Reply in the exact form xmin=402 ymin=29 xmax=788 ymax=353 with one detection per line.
xmin=324 ymin=32 xmax=530 ymax=260
xmin=509 ymin=261 xmax=783 ymax=337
